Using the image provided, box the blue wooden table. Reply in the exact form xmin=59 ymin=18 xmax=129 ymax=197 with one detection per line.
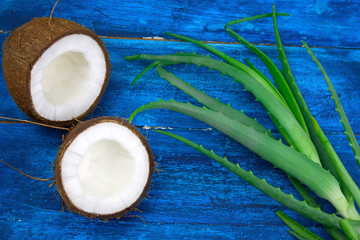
xmin=0 ymin=1 xmax=359 ymax=239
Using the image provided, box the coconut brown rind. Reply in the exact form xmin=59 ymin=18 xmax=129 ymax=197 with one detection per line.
xmin=54 ymin=117 xmax=155 ymax=220
xmin=2 ymin=17 xmax=111 ymax=127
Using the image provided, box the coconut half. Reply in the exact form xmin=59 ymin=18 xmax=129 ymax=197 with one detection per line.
xmin=2 ymin=17 xmax=110 ymax=126
xmin=55 ymin=117 xmax=154 ymax=219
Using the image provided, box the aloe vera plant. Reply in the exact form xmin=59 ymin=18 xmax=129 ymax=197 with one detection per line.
xmin=125 ymin=6 xmax=360 ymax=239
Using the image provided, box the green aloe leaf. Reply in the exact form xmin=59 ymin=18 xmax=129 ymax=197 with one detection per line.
xmin=164 ymin=32 xmax=288 ymax=110
xmin=129 ymin=99 xmax=356 ymax=219
xmin=152 ymin=129 xmax=343 ymax=228
xmin=302 ymin=41 xmax=360 ymax=169
xmin=243 ymin=58 xmax=272 ymax=85
xmin=130 ymin=61 xmax=160 ymax=86
xmin=225 ymin=12 xmax=290 ymax=27
xmin=340 ymin=219 xmax=360 ymax=240
xmin=154 ymin=64 xmax=323 ymax=211
xmin=224 ymin=15 xmax=308 ymax=136
xmin=155 ymin=65 xmax=275 ymax=138
xmin=311 ymin=116 xmax=360 ymax=211
xmin=276 ymin=210 xmax=324 ymax=240
xmin=125 ymin=53 xmax=320 ymax=164
xmin=287 ymin=177 xmax=319 ymax=208
xmin=224 ymin=10 xmax=348 ymax=201
xmin=269 ymin=7 xmax=354 ymax=203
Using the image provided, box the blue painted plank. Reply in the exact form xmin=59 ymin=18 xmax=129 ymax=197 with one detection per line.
xmin=0 ymin=0 xmax=359 ymax=48
xmin=2 ymin=125 xmax=354 ymax=239
xmin=0 ymin=35 xmax=359 ymax=134
xmin=0 ymin=13 xmax=360 ymax=240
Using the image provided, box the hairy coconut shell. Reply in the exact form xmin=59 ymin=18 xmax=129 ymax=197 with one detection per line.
xmin=54 ymin=117 xmax=155 ymax=220
xmin=2 ymin=17 xmax=111 ymax=127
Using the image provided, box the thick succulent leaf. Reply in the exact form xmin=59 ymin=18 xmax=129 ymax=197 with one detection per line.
xmin=225 ymin=12 xmax=290 ymax=27
xmin=243 ymin=58 xmax=272 ymax=86
xmin=164 ymin=32 xmax=287 ymax=110
xmin=155 ymin=65 xmax=275 ymax=138
xmin=157 ymin=57 xmax=323 ymax=212
xmin=129 ymin=99 xmax=354 ymax=219
xmin=153 ymin=129 xmax=342 ymax=228
xmin=269 ymin=7 xmax=353 ymax=200
xmin=155 ymin=65 xmax=321 ymax=211
xmin=302 ymin=41 xmax=360 ymax=169
xmin=276 ymin=210 xmax=324 ymax=240
xmin=311 ymin=116 xmax=360 ymax=213
xmin=288 ymin=177 xmax=319 ymax=208
xmin=131 ymin=61 xmax=160 ymax=86
xmin=125 ymin=53 xmax=320 ymax=164
xmin=325 ymin=229 xmax=348 ymax=240
xmin=340 ymin=219 xmax=360 ymax=240
xmin=224 ymin=16 xmax=308 ymax=136
xmin=272 ymin=5 xmax=298 ymax=101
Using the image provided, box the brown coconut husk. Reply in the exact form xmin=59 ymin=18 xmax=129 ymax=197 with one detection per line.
xmin=2 ymin=17 xmax=111 ymax=127
xmin=54 ymin=116 xmax=155 ymax=220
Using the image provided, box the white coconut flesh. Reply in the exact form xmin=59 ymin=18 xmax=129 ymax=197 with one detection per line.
xmin=30 ymin=34 xmax=107 ymax=121
xmin=61 ymin=122 xmax=150 ymax=215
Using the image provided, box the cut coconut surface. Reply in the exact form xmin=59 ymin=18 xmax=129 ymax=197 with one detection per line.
xmin=55 ymin=117 xmax=154 ymax=219
xmin=2 ymin=17 xmax=110 ymax=127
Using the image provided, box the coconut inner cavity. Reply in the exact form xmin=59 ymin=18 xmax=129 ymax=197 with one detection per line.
xmin=78 ymin=140 xmax=135 ymax=198
xmin=42 ymin=51 xmax=90 ymax=105
xmin=30 ymin=34 xmax=107 ymax=121
xmin=60 ymin=122 xmax=150 ymax=215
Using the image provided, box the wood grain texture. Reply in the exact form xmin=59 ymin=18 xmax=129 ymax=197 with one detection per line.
xmin=2 ymin=125 xmax=358 ymax=239
xmin=0 ymin=0 xmax=359 ymax=48
xmin=0 ymin=35 xmax=359 ymax=133
xmin=0 ymin=0 xmax=360 ymax=239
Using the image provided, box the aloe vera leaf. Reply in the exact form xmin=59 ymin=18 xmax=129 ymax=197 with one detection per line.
xmin=225 ymin=12 xmax=298 ymax=136
xmin=155 ymin=65 xmax=275 ymax=138
xmin=302 ymin=41 xmax=360 ymax=169
xmin=130 ymin=61 xmax=160 ymax=86
xmin=272 ymin=5 xmax=296 ymax=92
xmin=241 ymin=59 xmax=326 ymax=208
xmin=129 ymin=99 xmax=357 ymax=219
xmin=131 ymin=60 xmax=350 ymax=215
xmin=155 ymin=63 xmax=319 ymax=205
xmin=308 ymin=116 xmax=354 ymax=206
xmin=164 ymin=32 xmax=289 ymax=112
xmin=273 ymin=7 xmax=351 ymax=202
xmin=125 ymin=53 xmax=320 ymax=164
xmin=152 ymin=129 xmax=342 ymax=228
xmin=287 ymin=229 xmax=347 ymax=240
xmin=276 ymin=210 xmax=324 ymax=240
xmin=269 ymin=7 xmax=349 ymax=189
xmin=129 ymin=52 xmax=294 ymax=146
xmin=129 ymin=59 xmax=178 ymax=86
xmin=226 ymin=26 xmax=308 ymax=137
xmin=288 ymin=177 xmax=319 ymax=208
xmin=271 ymin=13 xmax=356 ymax=202
xmin=156 ymin=130 xmax=348 ymax=239
xmin=243 ymin=58 xmax=272 ymax=85
xmin=326 ymin=229 xmax=348 ymax=240
xmin=288 ymin=173 xmax=349 ymax=240
xmin=242 ymin=58 xmax=294 ymax=143
xmin=129 ymin=60 xmax=272 ymax=137
xmin=223 ymin=24 xmax=308 ymax=136
xmin=340 ymin=219 xmax=360 ymax=240
xmin=156 ymin=55 xmax=293 ymax=148
xmin=311 ymin=117 xmax=360 ymax=212
xmin=225 ymin=12 xmax=290 ymax=27
xmin=129 ymin=54 xmax=292 ymax=143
